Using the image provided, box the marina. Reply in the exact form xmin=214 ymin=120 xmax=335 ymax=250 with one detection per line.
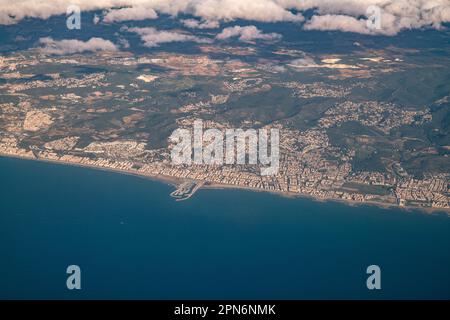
xmin=170 ymin=180 xmax=204 ymax=201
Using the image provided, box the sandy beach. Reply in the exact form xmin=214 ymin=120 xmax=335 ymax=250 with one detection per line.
xmin=1 ymin=152 xmax=448 ymax=215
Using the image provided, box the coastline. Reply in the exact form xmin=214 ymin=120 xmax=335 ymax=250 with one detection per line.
xmin=1 ymin=152 xmax=449 ymax=215
xmin=204 ymin=182 xmax=446 ymax=215
xmin=0 ymin=152 xmax=182 ymax=189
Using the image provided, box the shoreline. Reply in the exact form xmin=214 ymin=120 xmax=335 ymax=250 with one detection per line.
xmin=203 ymin=182 xmax=447 ymax=215
xmin=1 ymin=152 xmax=449 ymax=215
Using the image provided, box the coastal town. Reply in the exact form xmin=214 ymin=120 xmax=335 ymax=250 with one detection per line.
xmin=0 ymin=49 xmax=449 ymax=212
xmin=0 ymin=129 xmax=448 ymax=211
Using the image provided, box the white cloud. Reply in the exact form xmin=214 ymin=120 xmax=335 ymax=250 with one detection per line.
xmin=117 ymin=36 xmax=130 ymax=48
xmin=1 ymin=1 xmax=449 ymax=36
xmin=0 ymin=0 xmax=130 ymax=25
xmin=216 ymin=25 xmax=282 ymax=42
xmin=297 ymin=0 xmax=450 ymax=35
xmin=182 ymin=0 xmax=304 ymax=23
xmin=39 ymin=37 xmax=118 ymax=54
xmin=288 ymin=57 xmax=318 ymax=68
xmin=124 ymin=26 xmax=211 ymax=47
xmin=0 ymin=0 xmax=303 ymax=25
xmin=103 ymin=6 xmax=158 ymax=23
xmin=181 ymin=19 xmax=220 ymax=29
xmin=304 ymin=14 xmax=372 ymax=35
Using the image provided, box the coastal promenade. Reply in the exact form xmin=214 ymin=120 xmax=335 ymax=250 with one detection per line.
xmin=1 ymin=146 xmax=448 ymax=214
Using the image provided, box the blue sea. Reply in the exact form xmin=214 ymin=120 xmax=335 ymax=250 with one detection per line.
xmin=1 ymin=156 xmax=450 ymax=299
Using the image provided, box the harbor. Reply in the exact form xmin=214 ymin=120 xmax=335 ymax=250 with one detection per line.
xmin=170 ymin=180 xmax=204 ymax=201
